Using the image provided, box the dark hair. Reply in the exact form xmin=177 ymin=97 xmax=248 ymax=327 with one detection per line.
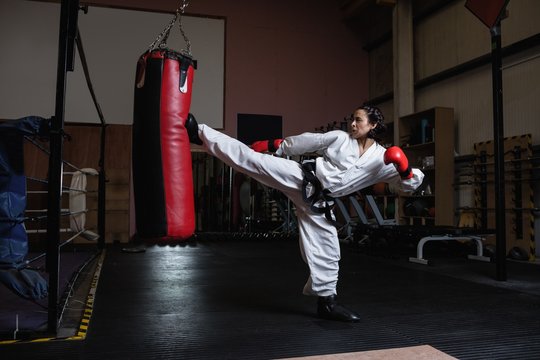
xmin=358 ymin=105 xmax=386 ymax=140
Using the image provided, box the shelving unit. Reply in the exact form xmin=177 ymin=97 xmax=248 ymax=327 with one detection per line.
xmin=398 ymin=107 xmax=455 ymax=226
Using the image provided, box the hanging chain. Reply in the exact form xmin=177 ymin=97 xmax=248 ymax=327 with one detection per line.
xmin=147 ymin=0 xmax=192 ymax=56
xmin=148 ymin=13 xmax=178 ymax=51
xmin=177 ymin=0 xmax=192 ymax=56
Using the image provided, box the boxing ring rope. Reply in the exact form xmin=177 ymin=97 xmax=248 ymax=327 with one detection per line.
xmin=21 ymin=133 xmax=101 ymax=242
xmin=0 ymin=119 xmax=104 ymax=338
xmin=25 ymin=168 xmax=100 ymax=241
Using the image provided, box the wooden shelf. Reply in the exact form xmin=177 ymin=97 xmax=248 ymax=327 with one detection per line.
xmin=401 ymin=195 xmax=435 ymax=198
xmin=398 ymin=107 xmax=455 ymax=226
xmin=402 ymin=142 xmax=435 ymax=150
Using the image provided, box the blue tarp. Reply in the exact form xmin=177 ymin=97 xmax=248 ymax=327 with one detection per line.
xmin=0 ymin=116 xmax=49 ymax=267
xmin=0 ymin=116 xmax=49 ymax=299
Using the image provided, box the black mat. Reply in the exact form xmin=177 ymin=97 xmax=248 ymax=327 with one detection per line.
xmin=0 ymin=250 xmax=97 ymax=339
xmin=1 ymin=238 xmax=539 ymax=360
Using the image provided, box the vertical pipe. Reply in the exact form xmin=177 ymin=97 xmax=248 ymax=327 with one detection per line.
xmin=228 ymin=168 xmax=233 ymax=232
xmin=527 ymin=136 xmax=536 ymax=261
xmin=491 ymin=23 xmax=506 ymax=281
xmin=47 ymin=0 xmax=79 ymax=334
xmin=513 ymin=146 xmax=523 ymax=241
xmin=480 ymin=151 xmax=488 ymax=228
xmin=98 ymin=124 xmax=106 ymax=249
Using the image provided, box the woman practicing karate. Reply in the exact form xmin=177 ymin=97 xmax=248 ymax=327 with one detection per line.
xmin=185 ymin=105 xmax=424 ymax=322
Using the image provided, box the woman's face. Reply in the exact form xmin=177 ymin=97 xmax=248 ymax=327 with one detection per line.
xmin=349 ymin=109 xmax=376 ymax=140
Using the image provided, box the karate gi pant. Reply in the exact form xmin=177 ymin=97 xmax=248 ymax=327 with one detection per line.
xmin=199 ymin=124 xmax=339 ymax=297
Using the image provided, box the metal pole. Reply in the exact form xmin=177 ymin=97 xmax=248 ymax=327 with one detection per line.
xmin=47 ymin=0 xmax=79 ymax=334
xmin=491 ymin=23 xmax=507 ymax=281
xmin=228 ymin=167 xmax=233 ymax=232
xmin=98 ymin=125 xmax=107 ymax=249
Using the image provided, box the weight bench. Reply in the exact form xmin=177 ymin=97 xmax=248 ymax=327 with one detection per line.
xmin=334 ymin=197 xmax=365 ymax=243
xmin=407 ymin=230 xmax=492 ymax=265
xmin=350 ymin=193 xmax=493 ymax=265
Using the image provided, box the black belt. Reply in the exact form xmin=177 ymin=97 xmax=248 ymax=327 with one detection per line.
xmin=301 ymin=160 xmax=336 ymax=222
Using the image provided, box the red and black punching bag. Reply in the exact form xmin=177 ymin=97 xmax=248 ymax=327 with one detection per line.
xmin=132 ymin=49 xmax=196 ymax=241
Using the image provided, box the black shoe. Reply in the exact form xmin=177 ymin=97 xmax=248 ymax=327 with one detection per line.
xmin=185 ymin=113 xmax=202 ymax=145
xmin=317 ymin=294 xmax=360 ymax=322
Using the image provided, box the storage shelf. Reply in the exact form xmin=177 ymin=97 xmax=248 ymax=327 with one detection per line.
xmin=402 ymin=142 xmax=435 ymax=150
xmin=401 ymin=195 xmax=435 ymax=198
xmin=398 ymin=107 xmax=454 ymax=226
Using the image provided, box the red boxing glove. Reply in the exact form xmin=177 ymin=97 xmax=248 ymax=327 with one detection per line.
xmin=251 ymin=139 xmax=283 ymax=153
xmin=384 ymin=146 xmax=413 ymax=179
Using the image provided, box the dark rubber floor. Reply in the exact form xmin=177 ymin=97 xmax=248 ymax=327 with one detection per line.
xmin=0 ymin=250 xmax=97 ymax=338
xmin=1 ymin=237 xmax=540 ymax=359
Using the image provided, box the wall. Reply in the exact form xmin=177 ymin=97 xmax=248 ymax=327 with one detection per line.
xmin=87 ymin=0 xmax=369 ymax=137
xmin=414 ymin=0 xmax=540 ymax=154
xmin=0 ymin=0 xmax=225 ymax=128
xmin=369 ymin=0 xmax=540 ymax=153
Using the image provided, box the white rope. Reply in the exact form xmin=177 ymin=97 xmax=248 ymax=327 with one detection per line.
xmin=26 ymin=228 xmax=74 ymax=234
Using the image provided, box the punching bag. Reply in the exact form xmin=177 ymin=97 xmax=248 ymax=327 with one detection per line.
xmin=132 ymin=48 xmax=196 ymax=241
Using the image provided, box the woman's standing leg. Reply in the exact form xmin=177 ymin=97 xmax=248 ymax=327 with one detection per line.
xmin=294 ymin=205 xmax=340 ymax=297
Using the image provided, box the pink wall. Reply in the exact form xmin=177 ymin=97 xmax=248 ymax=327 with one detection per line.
xmin=89 ymin=0 xmax=369 ymax=137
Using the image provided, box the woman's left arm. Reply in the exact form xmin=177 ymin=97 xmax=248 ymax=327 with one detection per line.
xmin=380 ymin=164 xmax=425 ymax=193
xmin=399 ymin=168 xmax=425 ymax=192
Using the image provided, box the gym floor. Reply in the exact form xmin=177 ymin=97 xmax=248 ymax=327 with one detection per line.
xmin=1 ymin=236 xmax=540 ymax=359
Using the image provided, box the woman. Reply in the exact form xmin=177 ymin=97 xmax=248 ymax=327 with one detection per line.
xmin=186 ymin=105 xmax=424 ymax=322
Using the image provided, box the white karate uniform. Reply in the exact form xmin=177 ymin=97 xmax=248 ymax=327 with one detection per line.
xmin=199 ymin=125 xmax=424 ymax=297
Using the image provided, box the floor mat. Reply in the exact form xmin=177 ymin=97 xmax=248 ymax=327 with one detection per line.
xmin=278 ymin=345 xmax=457 ymax=360
xmin=0 ymin=249 xmax=99 ymax=340
xmin=1 ymin=238 xmax=539 ymax=359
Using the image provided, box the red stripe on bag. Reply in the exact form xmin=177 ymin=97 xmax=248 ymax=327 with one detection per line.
xmin=159 ymin=56 xmax=195 ymax=239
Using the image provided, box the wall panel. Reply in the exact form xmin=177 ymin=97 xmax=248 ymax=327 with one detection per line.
xmin=415 ymin=1 xmax=540 ymax=81
xmin=502 ymin=0 xmax=540 ymax=46
xmin=416 ymin=52 xmax=540 ymax=155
